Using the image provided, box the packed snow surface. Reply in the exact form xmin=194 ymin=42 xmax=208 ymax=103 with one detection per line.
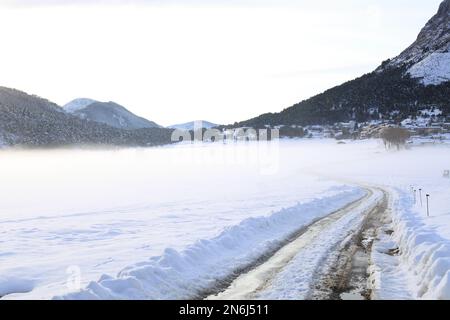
xmin=209 ymin=187 xmax=382 ymax=300
xmin=256 ymin=188 xmax=383 ymax=300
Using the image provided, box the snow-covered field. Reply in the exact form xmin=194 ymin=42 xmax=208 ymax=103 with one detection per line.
xmin=0 ymin=141 xmax=359 ymax=299
xmin=1 ymin=139 xmax=449 ymax=299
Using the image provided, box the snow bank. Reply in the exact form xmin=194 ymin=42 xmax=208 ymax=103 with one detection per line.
xmin=57 ymin=186 xmax=365 ymax=300
xmin=0 ymin=277 xmax=35 ymax=297
xmin=370 ymin=188 xmax=450 ymax=300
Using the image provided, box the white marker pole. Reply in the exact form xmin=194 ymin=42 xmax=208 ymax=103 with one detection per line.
xmin=426 ymin=194 xmax=430 ymax=217
xmin=419 ymin=189 xmax=423 ymax=207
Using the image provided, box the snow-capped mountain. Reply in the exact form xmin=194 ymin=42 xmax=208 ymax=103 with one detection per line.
xmin=168 ymin=120 xmax=218 ymax=130
xmin=232 ymin=0 xmax=450 ymax=128
xmin=63 ymin=99 xmax=161 ymax=130
xmin=383 ymin=0 xmax=450 ymax=85
xmin=63 ymin=98 xmax=97 ymax=113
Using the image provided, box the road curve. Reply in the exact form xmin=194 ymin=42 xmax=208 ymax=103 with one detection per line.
xmin=207 ymin=186 xmax=385 ymax=300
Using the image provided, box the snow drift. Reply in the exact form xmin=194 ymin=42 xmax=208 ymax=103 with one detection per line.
xmin=370 ymin=188 xmax=450 ymax=300
xmin=0 ymin=277 xmax=35 ymax=297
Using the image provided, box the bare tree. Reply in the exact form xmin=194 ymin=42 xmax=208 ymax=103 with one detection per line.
xmin=380 ymin=127 xmax=411 ymax=150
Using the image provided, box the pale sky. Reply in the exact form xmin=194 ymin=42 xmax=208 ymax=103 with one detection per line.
xmin=0 ymin=0 xmax=443 ymax=126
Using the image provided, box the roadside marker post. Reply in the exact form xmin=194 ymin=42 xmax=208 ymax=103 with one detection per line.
xmin=419 ymin=189 xmax=423 ymax=207
xmin=426 ymin=194 xmax=430 ymax=217
xmin=414 ymin=190 xmax=417 ymax=204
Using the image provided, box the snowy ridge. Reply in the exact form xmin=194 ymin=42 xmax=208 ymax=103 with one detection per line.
xmin=63 ymin=98 xmax=161 ymax=130
xmin=63 ymin=98 xmax=97 ymax=113
xmin=70 ymin=101 xmax=161 ymax=130
xmin=407 ymin=52 xmax=450 ymax=85
xmin=57 ymin=186 xmax=365 ymax=300
xmin=370 ymin=188 xmax=450 ymax=299
xmin=384 ymin=0 xmax=450 ymax=86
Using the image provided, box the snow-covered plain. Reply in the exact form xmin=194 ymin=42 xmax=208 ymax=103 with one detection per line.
xmin=1 ymin=139 xmax=449 ymax=299
xmin=0 ymin=141 xmax=360 ymax=299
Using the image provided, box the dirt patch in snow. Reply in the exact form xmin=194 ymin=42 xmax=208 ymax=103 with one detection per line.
xmin=311 ymin=189 xmax=390 ymax=300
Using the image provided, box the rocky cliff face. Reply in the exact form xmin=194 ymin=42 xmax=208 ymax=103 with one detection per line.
xmin=388 ymin=0 xmax=450 ymax=68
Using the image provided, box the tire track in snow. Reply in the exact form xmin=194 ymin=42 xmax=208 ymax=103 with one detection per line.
xmin=207 ymin=187 xmax=384 ymax=300
xmin=311 ymin=189 xmax=390 ymax=300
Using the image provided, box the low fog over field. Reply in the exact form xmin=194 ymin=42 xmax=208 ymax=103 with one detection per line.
xmin=1 ymin=140 xmax=449 ymax=299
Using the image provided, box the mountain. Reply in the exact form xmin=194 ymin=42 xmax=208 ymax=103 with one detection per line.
xmin=63 ymin=98 xmax=97 ymax=113
xmin=0 ymin=87 xmax=173 ymax=147
xmin=229 ymin=0 xmax=450 ymax=128
xmin=384 ymin=0 xmax=450 ymax=85
xmin=63 ymin=99 xmax=161 ymax=130
xmin=168 ymin=120 xmax=218 ymax=130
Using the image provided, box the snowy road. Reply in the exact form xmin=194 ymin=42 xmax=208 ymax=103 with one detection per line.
xmin=208 ymin=186 xmax=385 ymax=300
